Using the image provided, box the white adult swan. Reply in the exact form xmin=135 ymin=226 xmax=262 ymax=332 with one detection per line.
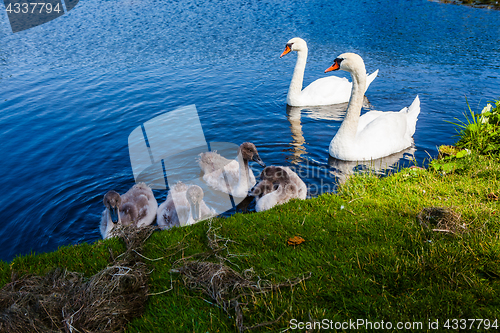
xmin=325 ymin=53 xmax=420 ymax=161
xmin=251 ymin=166 xmax=307 ymax=212
xmin=100 ymin=183 xmax=158 ymax=239
xmin=198 ymin=142 xmax=266 ymax=197
xmin=157 ymin=183 xmax=216 ymax=230
xmin=281 ymin=37 xmax=379 ymax=107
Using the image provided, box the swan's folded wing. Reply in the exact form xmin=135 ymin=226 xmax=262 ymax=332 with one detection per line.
xmin=301 ymin=76 xmax=352 ymax=106
xmin=358 ymin=96 xmax=420 ymax=135
xmin=198 ymin=151 xmax=233 ymax=174
xmin=355 ymin=111 xmax=412 ymax=159
xmin=357 ymin=110 xmax=386 ymax=133
xmin=202 ymin=159 xmax=240 ymax=194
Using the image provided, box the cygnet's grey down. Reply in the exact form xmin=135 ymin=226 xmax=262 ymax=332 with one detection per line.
xmin=157 ymin=182 xmax=216 ymax=230
xmin=198 ymin=142 xmax=266 ymax=197
xmin=100 ymin=182 xmax=157 ymax=239
xmin=251 ymin=165 xmax=307 ymax=212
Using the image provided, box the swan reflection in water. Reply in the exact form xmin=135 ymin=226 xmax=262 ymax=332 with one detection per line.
xmin=328 ymin=146 xmax=416 ymax=184
xmin=285 ymin=103 xmax=349 ymax=164
xmin=285 ymin=99 xmax=370 ymax=164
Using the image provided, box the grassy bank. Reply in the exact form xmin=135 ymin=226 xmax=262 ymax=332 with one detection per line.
xmin=127 ymin=152 xmax=500 ymax=332
xmin=2 ymin=101 xmax=500 ymax=332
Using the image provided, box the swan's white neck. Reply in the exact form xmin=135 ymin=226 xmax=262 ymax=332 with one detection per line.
xmin=235 ymin=152 xmax=251 ymax=193
xmin=286 ymin=48 xmax=308 ymax=105
xmin=336 ymin=65 xmax=367 ymax=140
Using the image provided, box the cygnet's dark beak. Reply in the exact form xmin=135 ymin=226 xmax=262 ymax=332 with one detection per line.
xmin=252 ymin=154 xmax=266 ymax=167
xmin=248 ymin=184 xmax=258 ymax=197
xmin=109 ymin=206 xmax=119 ymax=224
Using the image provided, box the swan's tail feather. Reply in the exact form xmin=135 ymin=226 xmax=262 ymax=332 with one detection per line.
xmin=402 ymin=95 xmax=420 ymax=137
xmin=365 ymin=69 xmax=379 ymax=92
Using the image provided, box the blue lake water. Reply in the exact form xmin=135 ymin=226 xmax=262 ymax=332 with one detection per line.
xmin=0 ymin=0 xmax=499 ymax=261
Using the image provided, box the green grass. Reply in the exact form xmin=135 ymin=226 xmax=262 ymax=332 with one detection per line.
xmin=122 ymin=153 xmax=500 ymax=332
xmin=2 ymin=101 xmax=500 ymax=332
xmin=2 ymin=159 xmax=500 ymax=332
xmin=451 ymin=98 xmax=500 ymax=155
xmin=2 ymin=238 xmax=126 ymax=280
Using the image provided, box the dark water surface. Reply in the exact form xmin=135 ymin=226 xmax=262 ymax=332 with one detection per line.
xmin=0 ymin=0 xmax=499 ymax=261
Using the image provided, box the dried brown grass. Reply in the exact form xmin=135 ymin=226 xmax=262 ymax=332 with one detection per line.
xmin=171 ymin=221 xmax=311 ymax=332
xmin=417 ymin=207 xmax=466 ymax=235
xmin=0 ymin=225 xmax=156 ymax=333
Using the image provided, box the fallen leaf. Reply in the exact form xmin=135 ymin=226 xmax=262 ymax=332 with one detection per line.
xmin=288 ymin=236 xmax=305 ymax=246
